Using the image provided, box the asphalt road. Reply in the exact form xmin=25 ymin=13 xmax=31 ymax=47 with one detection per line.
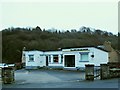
xmin=2 ymin=69 xmax=119 ymax=88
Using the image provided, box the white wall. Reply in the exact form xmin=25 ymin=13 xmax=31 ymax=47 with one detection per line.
xmin=92 ymin=48 xmax=108 ymax=65
xmin=36 ymin=55 xmax=46 ymax=67
xmin=62 ymin=47 xmax=108 ymax=68
xmin=24 ymin=47 xmax=109 ymax=69
xmin=76 ymin=47 xmax=108 ymax=68
xmin=25 ymin=51 xmax=46 ymax=67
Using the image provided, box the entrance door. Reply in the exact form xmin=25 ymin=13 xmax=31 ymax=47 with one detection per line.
xmin=65 ymin=55 xmax=75 ymax=67
xmin=46 ymin=56 xmax=48 ymax=66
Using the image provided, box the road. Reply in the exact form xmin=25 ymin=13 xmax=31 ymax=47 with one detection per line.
xmin=2 ymin=69 xmax=119 ymax=88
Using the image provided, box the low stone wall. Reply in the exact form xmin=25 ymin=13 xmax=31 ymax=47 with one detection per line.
xmin=108 ymin=62 xmax=120 ymax=78
xmin=100 ymin=63 xmax=120 ymax=79
xmin=109 ymin=68 xmax=120 ymax=78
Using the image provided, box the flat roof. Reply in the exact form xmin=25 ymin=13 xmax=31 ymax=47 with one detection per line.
xmin=24 ymin=46 xmax=109 ymax=52
xmin=62 ymin=46 xmax=109 ymax=52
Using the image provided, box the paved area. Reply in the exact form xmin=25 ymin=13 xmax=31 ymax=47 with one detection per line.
xmin=1 ymin=69 xmax=119 ymax=88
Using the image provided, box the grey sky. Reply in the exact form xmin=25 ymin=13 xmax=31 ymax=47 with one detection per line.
xmin=1 ymin=0 xmax=118 ymax=34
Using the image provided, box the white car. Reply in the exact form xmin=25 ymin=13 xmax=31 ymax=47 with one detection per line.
xmin=0 ymin=63 xmax=8 ymax=68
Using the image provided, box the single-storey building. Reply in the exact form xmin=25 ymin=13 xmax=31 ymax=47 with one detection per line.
xmin=62 ymin=46 xmax=108 ymax=70
xmin=22 ymin=42 xmax=119 ymax=69
xmin=22 ymin=41 xmax=119 ymax=70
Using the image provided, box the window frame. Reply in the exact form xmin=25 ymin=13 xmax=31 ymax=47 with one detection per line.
xmin=79 ymin=52 xmax=89 ymax=62
xmin=28 ymin=55 xmax=34 ymax=62
xmin=53 ymin=55 xmax=59 ymax=63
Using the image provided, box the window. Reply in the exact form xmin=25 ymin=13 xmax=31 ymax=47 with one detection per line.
xmin=80 ymin=53 xmax=89 ymax=62
xmin=53 ymin=55 xmax=59 ymax=63
xmin=29 ymin=55 xmax=34 ymax=62
xmin=23 ymin=54 xmax=25 ymax=56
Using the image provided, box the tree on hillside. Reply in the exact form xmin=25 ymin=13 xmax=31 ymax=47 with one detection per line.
xmin=1 ymin=26 xmax=118 ymax=63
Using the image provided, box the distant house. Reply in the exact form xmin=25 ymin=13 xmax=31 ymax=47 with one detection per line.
xmin=22 ymin=41 xmax=119 ymax=70
xmin=103 ymin=41 xmax=119 ymax=63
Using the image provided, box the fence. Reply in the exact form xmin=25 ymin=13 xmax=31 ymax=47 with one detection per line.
xmin=85 ymin=63 xmax=120 ymax=81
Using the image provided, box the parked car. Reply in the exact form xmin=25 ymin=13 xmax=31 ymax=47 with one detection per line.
xmin=0 ymin=63 xmax=8 ymax=68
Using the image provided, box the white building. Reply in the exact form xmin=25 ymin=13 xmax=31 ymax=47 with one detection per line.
xmin=23 ymin=51 xmax=46 ymax=69
xmin=23 ymin=46 xmax=109 ymax=70
xmin=62 ymin=47 xmax=108 ymax=70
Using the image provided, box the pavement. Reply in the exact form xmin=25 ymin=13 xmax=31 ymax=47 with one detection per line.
xmin=1 ymin=69 xmax=120 ymax=88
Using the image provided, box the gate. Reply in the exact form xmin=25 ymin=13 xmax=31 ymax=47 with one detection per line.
xmin=85 ymin=63 xmax=120 ymax=81
xmin=94 ymin=66 xmax=100 ymax=79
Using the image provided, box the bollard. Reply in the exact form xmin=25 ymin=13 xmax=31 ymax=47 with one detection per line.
xmin=100 ymin=64 xmax=110 ymax=80
xmin=2 ymin=67 xmax=15 ymax=84
xmin=85 ymin=64 xmax=94 ymax=81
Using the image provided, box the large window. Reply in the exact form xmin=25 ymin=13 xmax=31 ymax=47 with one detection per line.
xmin=53 ymin=55 xmax=59 ymax=63
xmin=28 ymin=55 xmax=34 ymax=62
xmin=80 ymin=53 xmax=89 ymax=62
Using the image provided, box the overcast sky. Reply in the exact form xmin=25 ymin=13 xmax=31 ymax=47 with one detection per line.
xmin=0 ymin=0 xmax=118 ymax=34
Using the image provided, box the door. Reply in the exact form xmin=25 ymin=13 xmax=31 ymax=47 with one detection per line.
xmin=64 ymin=55 xmax=75 ymax=67
xmin=46 ymin=56 xmax=48 ymax=66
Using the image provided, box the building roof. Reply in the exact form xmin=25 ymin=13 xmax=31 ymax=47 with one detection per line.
xmin=61 ymin=46 xmax=95 ymax=49
xmin=95 ymin=47 xmax=109 ymax=52
xmin=62 ymin=46 xmax=109 ymax=52
xmin=24 ymin=50 xmax=43 ymax=52
xmin=24 ymin=49 xmax=61 ymax=52
xmin=24 ymin=46 xmax=109 ymax=52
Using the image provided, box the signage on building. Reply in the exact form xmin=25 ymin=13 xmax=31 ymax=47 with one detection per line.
xmin=70 ymin=48 xmax=89 ymax=51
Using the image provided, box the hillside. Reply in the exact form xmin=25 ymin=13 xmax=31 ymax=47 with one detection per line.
xmin=2 ymin=26 xmax=118 ymax=63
